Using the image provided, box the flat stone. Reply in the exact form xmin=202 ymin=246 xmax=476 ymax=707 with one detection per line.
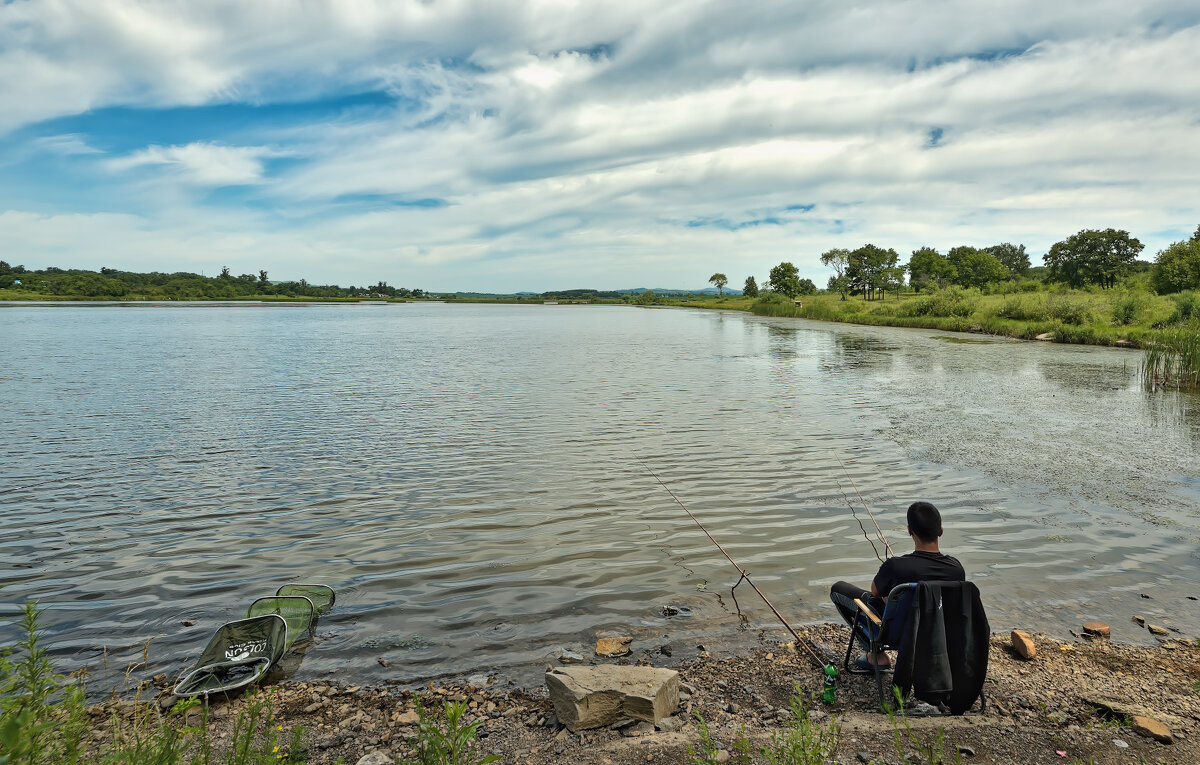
xmin=1148 ymin=624 xmax=1170 ymax=636
xmin=546 ymin=666 xmax=679 ymax=731
xmin=559 ymin=650 xmax=585 ymax=664
xmin=356 ymin=754 xmax=393 ymax=765
xmin=596 ymin=637 xmax=633 ymax=657
xmin=1133 ymin=616 xmax=1145 ymax=626
xmin=657 ymin=715 xmax=684 ymax=732
xmin=1131 ymin=715 xmax=1174 ymax=744
xmin=1011 ymin=629 xmax=1036 ymax=660
xmin=394 ymin=710 xmax=419 ymax=726
xmin=1082 ymin=621 xmax=1110 ymax=637
xmin=621 ymin=721 xmax=655 ymax=738
xmin=1034 ymin=332 xmax=1054 ymax=341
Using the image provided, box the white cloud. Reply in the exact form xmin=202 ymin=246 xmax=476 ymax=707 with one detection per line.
xmin=31 ymin=133 xmax=102 ymax=155
xmin=107 ymin=142 xmax=278 ymax=186
xmin=1 ymin=2 xmax=1199 ymax=289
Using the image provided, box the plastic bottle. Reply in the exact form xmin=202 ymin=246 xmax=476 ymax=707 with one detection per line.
xmin=821 ymin=663 xmax=837 ymax=704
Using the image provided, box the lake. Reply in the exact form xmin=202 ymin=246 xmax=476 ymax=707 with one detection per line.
xmin=2 ymin=301 xmax=1198 ymax=689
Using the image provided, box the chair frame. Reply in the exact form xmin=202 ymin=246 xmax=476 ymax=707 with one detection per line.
xmin=842 ymin=582 xmax=919 ymax=712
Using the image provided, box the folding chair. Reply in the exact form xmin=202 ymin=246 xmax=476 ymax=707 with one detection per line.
xmin=842 ymin=582 xmax=917 ymax=711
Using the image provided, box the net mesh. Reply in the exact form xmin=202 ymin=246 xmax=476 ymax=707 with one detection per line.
xmin=245 ymin=596 xmax=315 ymax=650
xmin=277 ymin=584 xmax=335 ymax=614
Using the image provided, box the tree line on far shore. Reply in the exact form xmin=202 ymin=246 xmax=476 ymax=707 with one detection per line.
xmin=0 ymin=263 xmax=427 ymax=300
xmin=735 ymin=225 xmax=1200 ymax=300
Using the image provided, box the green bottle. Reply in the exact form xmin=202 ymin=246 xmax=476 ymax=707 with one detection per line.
xmin=821 ymin=664 xmax=837 ymax=704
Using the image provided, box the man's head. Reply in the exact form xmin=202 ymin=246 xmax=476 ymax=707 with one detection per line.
xmin=906 ymin=501 xmax=943 ymax=544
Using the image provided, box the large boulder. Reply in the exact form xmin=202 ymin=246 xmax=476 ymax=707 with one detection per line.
xmin=545 ymin=666 xmax=679 ymax=731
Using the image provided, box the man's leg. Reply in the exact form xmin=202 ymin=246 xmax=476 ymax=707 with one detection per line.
xmin=829 ymin=581 xmax=870 ymax=627
xmin=829 ymin=581 xmax=890 ymax=667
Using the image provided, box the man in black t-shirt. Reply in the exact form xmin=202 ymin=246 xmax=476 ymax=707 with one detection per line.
xmin=830 ymin=501 xmax=965 ymax=669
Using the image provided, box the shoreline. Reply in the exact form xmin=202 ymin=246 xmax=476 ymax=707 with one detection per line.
xmin=87 ymin=622 xmax=1199 ymax=765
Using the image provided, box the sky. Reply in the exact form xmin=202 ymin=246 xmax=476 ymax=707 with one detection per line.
xmin=1 ymin=1 xmax=1199 ymax=293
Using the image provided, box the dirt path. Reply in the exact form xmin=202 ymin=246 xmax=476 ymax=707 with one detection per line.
xmin=94 ymin=623 xmax=1199 ymax=764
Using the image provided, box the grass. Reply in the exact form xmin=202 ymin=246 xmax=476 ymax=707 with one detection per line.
xmin=1143 ymin=324 xmax=1200 ymax=389
xmin=1 ymin=600 xmax=309 ymax=764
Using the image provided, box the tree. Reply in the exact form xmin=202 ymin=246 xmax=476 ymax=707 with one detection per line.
xmin=219 ymin=266 xmax=231 ymax=279
xmin=1045 ymin=229 xmax=1143 ymax=288
xmin=986 ymin=243 xmax=1030 ymax=277
xmin=768 ymin=262 xmax=802 ymax=298
xmin=743 ymin=276 xmax=759 ymax=297
xmin=820 ymin=248 xmax=851 ymax=300
xmin=1151 ymin=236 xmax=1200 ymax=294
xmin=848 ymin=244 xmax=899 ymax=300
xmin=907 ymin=247 xmax=953 ymax=291
xmin=708 ymin=272 xmax=728 ymax=296
xmin=634 ymin=290 xmax=658 ymax=305
xmin=797 ymin=278 xmax=817 ymax=295
xmin=953 ymin=249 xmax=1008 ymax=289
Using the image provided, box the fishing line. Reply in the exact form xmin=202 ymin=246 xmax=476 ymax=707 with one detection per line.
xmin=636 ymin=456 xmax=829 ymax=670
xmin=833 ymin=453 xmax=894 ymax=558
xmin=836 ymin=479 xmax=884 ymax=564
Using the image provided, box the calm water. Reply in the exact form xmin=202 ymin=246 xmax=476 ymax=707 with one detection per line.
xmin=2 ymin=302 xmax=1198 ymax=689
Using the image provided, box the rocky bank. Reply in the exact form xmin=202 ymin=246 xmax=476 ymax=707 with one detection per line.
xmin=88 ymin=622 xmax=1200 ymax=764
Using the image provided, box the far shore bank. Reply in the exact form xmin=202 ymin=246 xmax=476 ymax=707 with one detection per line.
xmin=83 ymin=621 xmax=1199 ymax=765
xmin=678 ymin=293 xmax=1169 ymax=351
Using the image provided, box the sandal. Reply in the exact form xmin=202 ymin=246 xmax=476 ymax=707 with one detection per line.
xmin=853 ymin=655 xmax=893 ymax=672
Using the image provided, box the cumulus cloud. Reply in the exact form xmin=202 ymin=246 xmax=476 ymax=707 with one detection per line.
xmin=1 ymin=1 xmax=1199 ymax=289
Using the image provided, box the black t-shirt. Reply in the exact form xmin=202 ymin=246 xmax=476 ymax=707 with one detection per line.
xmin=872 ymin=550 xmax=965 ymax=597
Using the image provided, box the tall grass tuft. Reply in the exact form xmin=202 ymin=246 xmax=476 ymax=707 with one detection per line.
xmin=1142 ymin=325 xmax=1200 ymax=389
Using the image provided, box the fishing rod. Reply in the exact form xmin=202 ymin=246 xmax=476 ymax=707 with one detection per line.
xmin=636 ymin=457 xmax=830 ymax=671
xmin=833 ymin=454 xmax=894 ymax=558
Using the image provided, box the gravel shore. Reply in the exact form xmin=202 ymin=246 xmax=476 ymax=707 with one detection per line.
xmin=90 ymin=622 xmax=1199 ymax=764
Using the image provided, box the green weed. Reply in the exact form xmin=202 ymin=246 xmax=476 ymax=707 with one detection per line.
xmin=886 ymin=690 xmax=962 ymax=765
xmin=401 ymin=699 xmax=498 ymax=765
xmin=760 ymin=688 xmax=840 ymax=765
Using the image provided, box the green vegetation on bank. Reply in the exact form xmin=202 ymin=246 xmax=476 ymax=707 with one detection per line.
xmin=0 ymin=261 xmax=426 ymax=302
xmin=688 ymin=225 xmax=1200 ymax=388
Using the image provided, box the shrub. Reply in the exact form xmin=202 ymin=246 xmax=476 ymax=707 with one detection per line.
xmin=1167 ymin=291 xmax=1200 ymax=325
xmin=1046 ymin=295 xmax=1093 ymax=325
xmin=895 ymin=287 xmax=978 ymax=318
xmin=995 ymin=294 xmax=1047 ymax=322
xmin=1110 ymin=292 xmax=1148 ymax=326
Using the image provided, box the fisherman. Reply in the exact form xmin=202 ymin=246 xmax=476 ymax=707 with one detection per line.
xmin=829 ymin=501 xmax=964 ymax=670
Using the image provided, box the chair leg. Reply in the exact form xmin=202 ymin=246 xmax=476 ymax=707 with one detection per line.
xmin=842 ymin=629 xmax=856 ymax=673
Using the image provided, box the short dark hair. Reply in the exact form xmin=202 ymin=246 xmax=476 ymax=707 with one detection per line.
xmin=907 ymin=501 xmax=942 ymax=543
